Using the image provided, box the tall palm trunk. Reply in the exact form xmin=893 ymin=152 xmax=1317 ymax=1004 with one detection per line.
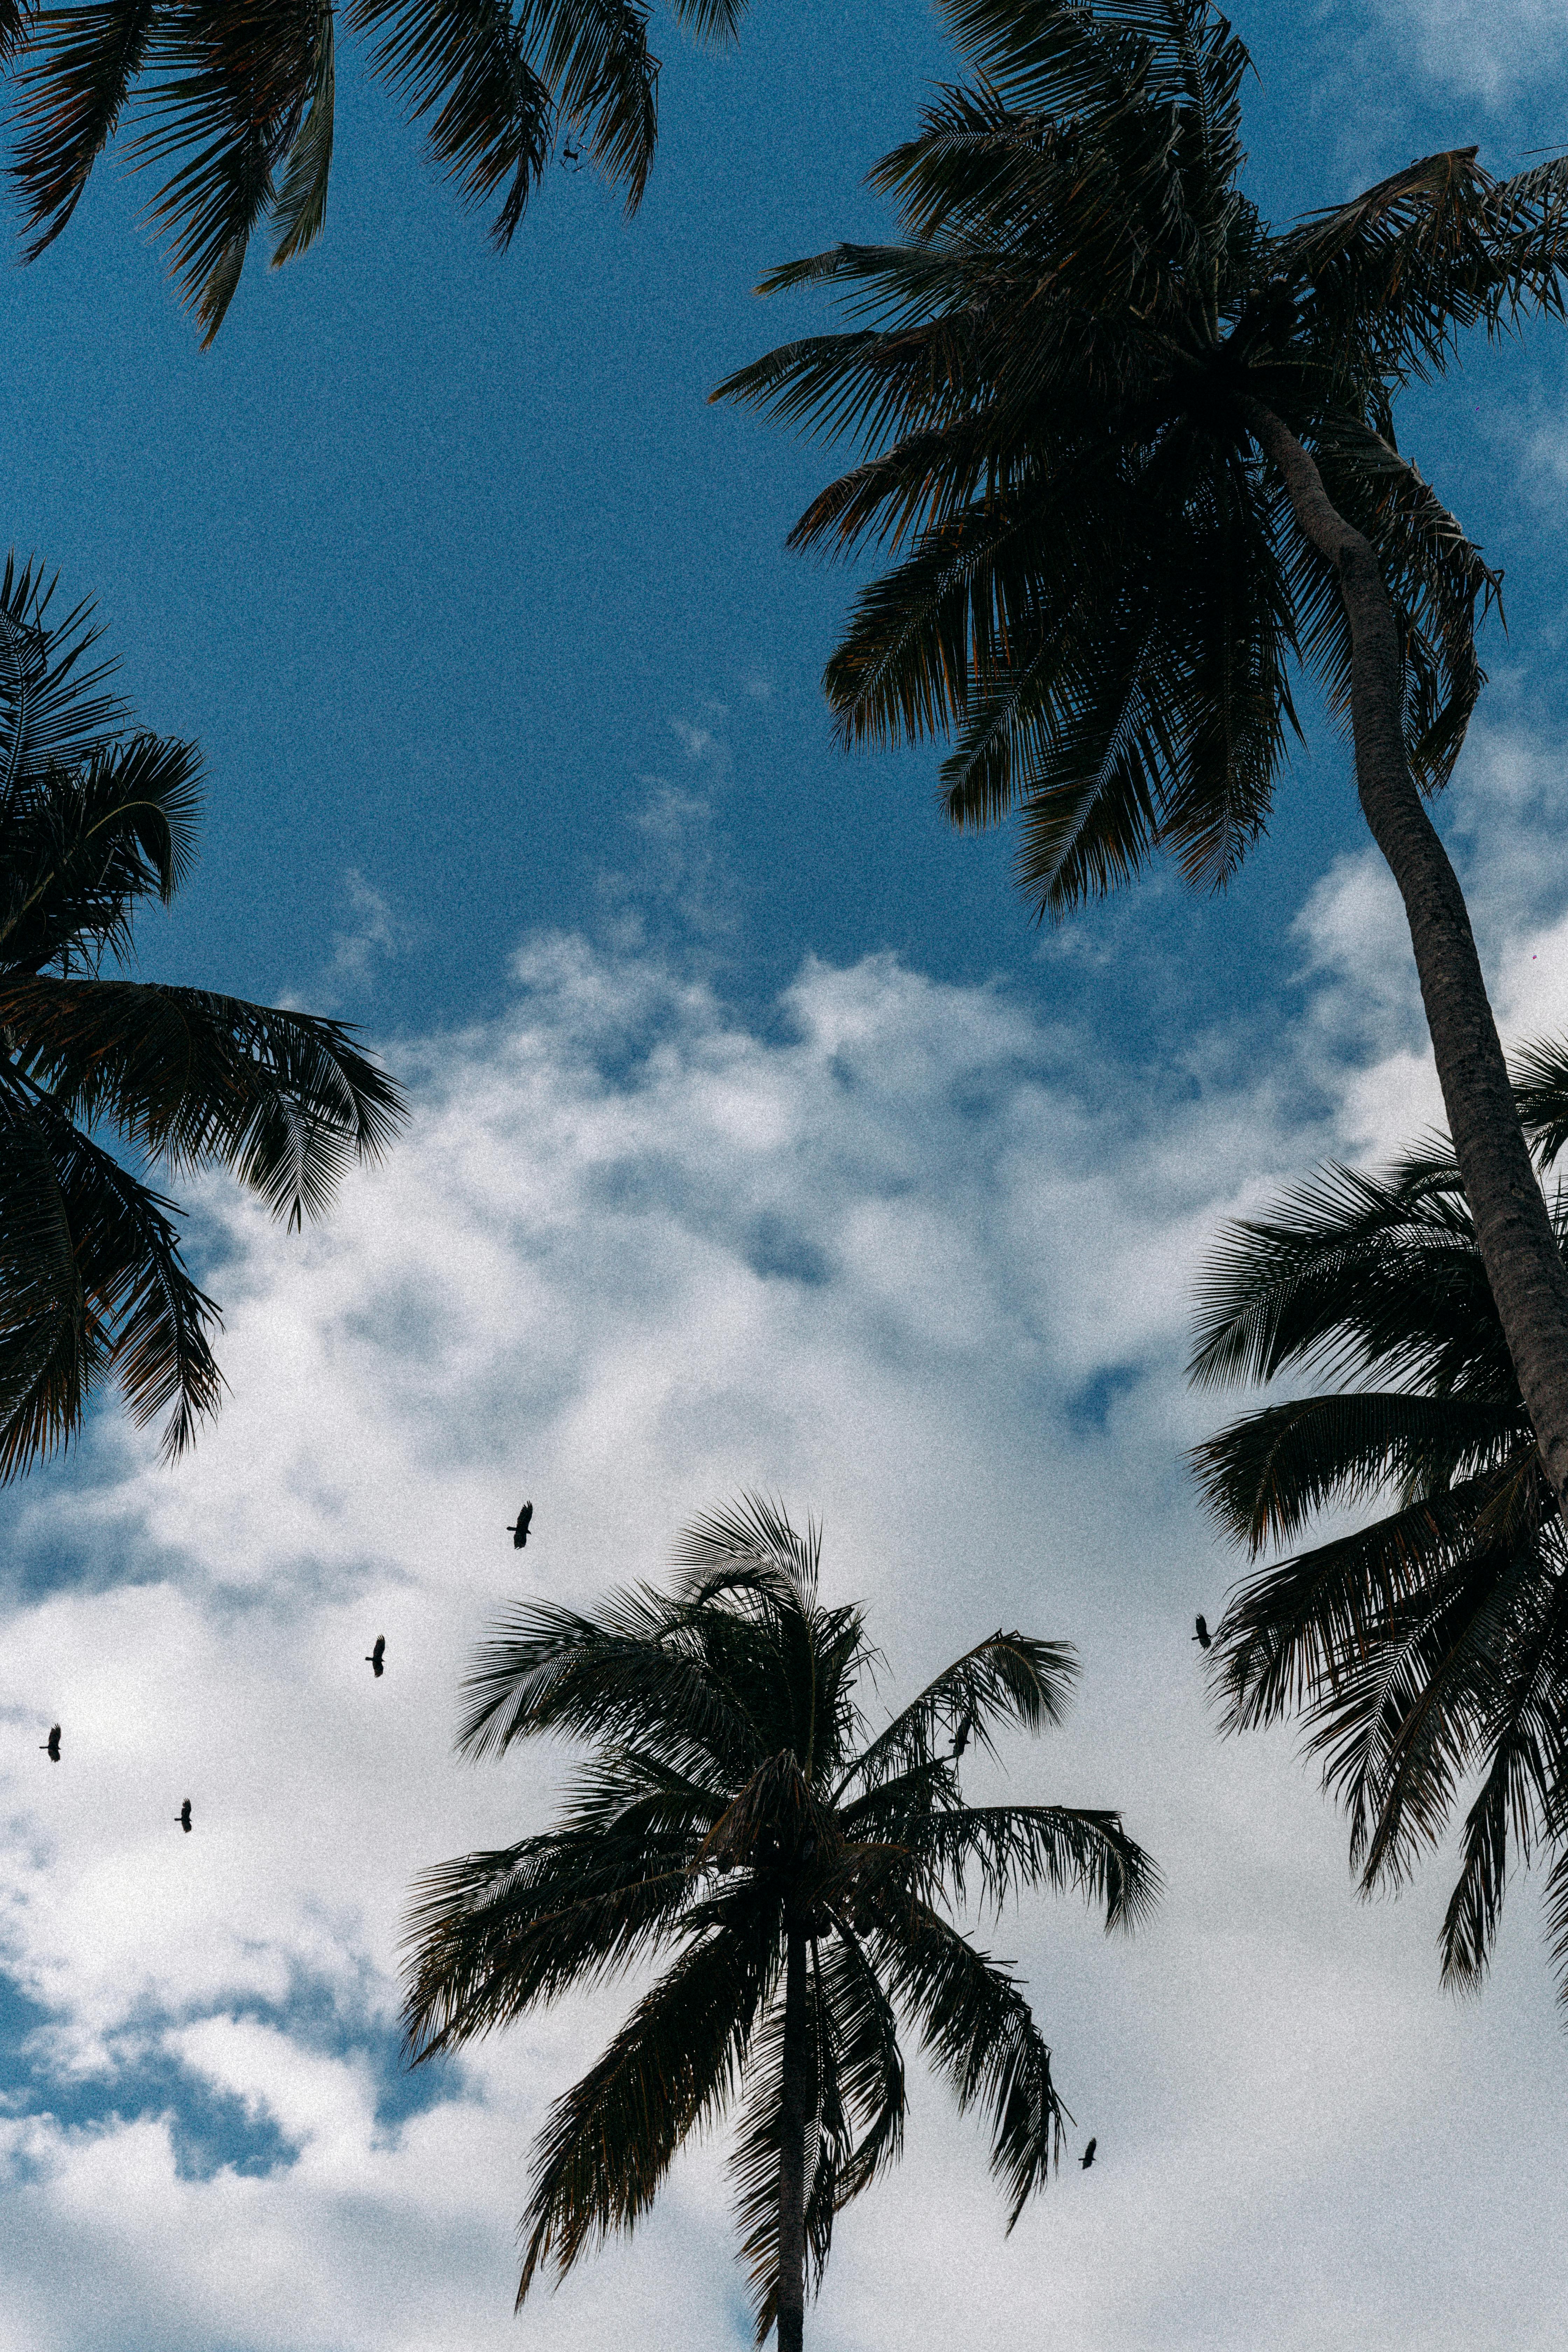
xmin=1246 ymin=399 xmax=1568 ymax=1516
xmin=777 ymin=1923 xmax=809 ymax=2352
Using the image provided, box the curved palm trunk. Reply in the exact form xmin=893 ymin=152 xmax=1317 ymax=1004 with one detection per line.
xmin=777 ymin=1924 xmax=809 ymax=2352
xmin=1246 ymin=399 xmax=1568 ymax=1515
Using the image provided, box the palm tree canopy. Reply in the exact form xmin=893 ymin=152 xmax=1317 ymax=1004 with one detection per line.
xmin=713 ymin=0 xmax=1568 ymax=916
xmin=402 ymin=1494 xmax=1158 ymax=2337
xmin=1189 ymin=1043 xmax=1568 ymax=1998
xmin=0 ymin=555 xmax=406 ymax=1477
xmin=4 ymin=0 xmax=749 ymax=344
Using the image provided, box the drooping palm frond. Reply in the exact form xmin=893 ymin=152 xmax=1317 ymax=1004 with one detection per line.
xmin=1511 ymin=1032 xmax=1568 ymax=1169
xmin=0 ymin=1081 xmax=224 ymax=1472
xmin=0 ymin=549 xmax=406 ymax=1476
xmin=7 ymin=0 xmax=756 ymax=334
xmin=1193 ymin=1105 xmax=1568 ymax=1996
xmin=405 ymin=1499 xmax=1156 ymax=2319
xmin=515 ymin=1896 xmax=775 ymax=2309
xmin=0 ymin=976 xmax=405 ymax=1225
xmin=870 ymin=1891 xmax=1067 ymax=2227
xmin=10 ymin=0 xmax=162 ymax=257
xmin=267 ymin=0 xmax=331 ymax=265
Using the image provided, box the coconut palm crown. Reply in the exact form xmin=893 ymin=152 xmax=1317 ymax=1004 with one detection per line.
xmin=714 ymin=0 xmax=1568 ymax=1550
xmin=0 ymin=0 xmax=750 ymax=344
xmin=715 ymin=0 xmax=1562 ymax=904
xmin=0 ymin=556 xmax=405 ymax=1478
xmin=402 ymin=1495 xmax=1158 ymax=2347
xmin=1191 ymin=1036 xmax=1568 ymax=2000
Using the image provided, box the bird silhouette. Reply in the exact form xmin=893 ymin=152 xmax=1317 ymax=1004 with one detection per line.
xmin=1192 ymin=1614 xmax=1212 ymax=1650
xmin=40 ymin=1725 xmax=60 ymax=1763
xmin=1080 ymin=2137 xmax=1097 ymax=2170
xmin=952 ymin=1709 xmax=973 ymax=1760
xmin=509 ymin=1500 xmax=533 ymax=1549
xmin=366 ymin=1635 xmax=385 ymax=1678
xmin=176 ymin=1799 xmax=192 ymax=1833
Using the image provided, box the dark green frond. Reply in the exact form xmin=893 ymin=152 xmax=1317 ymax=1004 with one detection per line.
xmin=1512 ymin=1033 xmax=1568 ymax=1170
xmin=130 ymin=0 xmax=322 ymax=342
xmin=0 ymin=976 xmax=406 ymax=1228
xmin=268 ymin=0 xmax=332 ymax=265
xmin=894 ymin=1801 xmax=1161 ymax=1931
xmin=0 ymin=558 xmax=124 ymax=823
xmin=671 ymin=1489 xmax=823 ymax=1609
xmin=515 ymin=1903 xmax=773 ymax=2308
xmin=1192 ymin=1390 xmax=1530 ymax=1553
xmin=841 ymin=1631 xmax=1077 ymax=1798
xmin=348 ymin=0 xmax=551 ymax=246
xmin=402 ymin=1812 xmax=711 ymax=2056
xmin=1187 ymin=1155 xmax=1510 ymax=1396
xmin=455 ymin=1587 xmax=768 ymax=1777
xmin=872 ymin=1894 xmax=1066 ymax=2229
xmin=11 ymin=0 xmax=162 ymax=258
xmin=0 ymin=1083 xmax=223 ymax=1476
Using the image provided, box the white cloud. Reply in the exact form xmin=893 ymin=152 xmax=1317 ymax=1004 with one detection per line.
xmin=321 ymin=869 xmax=404 ymax=998
xmin=1372 ymin=0 xmax=1568 ymax=105
xmin=3 ymin=837 xmax=1568 ymax=2346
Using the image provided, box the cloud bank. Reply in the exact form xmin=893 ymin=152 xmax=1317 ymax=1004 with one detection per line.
xmin=4 ymin=723 xmax=1568 ymax=2347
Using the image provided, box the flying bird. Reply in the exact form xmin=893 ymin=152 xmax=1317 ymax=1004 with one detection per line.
xmin=366 ymin=1636 xmax=385 ymax=1678
xmin=176 ymin=1799 xmax=192 ymax=1833
xmin=1080 ymin=2137 xmax=1097 ymax=2170
xmin=1192 ymin=1614 xmax=1212 ymax=1651
xmin=40 ymin=1725 xmax=60 ymax=1763
xmin=509 ymin=1500 xmax=533 ymax=1549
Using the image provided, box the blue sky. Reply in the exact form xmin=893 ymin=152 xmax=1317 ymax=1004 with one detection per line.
xmin=7 ymin=1 xmax=1568 ymax=2346
xmin=7 ymin=0 xmax=1565 ymax=1040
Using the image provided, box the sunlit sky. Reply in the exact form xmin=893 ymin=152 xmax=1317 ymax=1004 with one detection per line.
xmin=5 ymin=1 xmax=1568 ymax=2345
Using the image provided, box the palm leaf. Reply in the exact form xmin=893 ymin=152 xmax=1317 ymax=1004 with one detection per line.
xmin=515 ymin=1898 xmax=774 ymax=2307
xmin=0 ymin=974 xmax=406 ymax=1226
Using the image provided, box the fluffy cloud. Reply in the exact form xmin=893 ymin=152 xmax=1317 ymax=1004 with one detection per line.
xmin=1371 ymin=0 xmax=1568 ymax=104
xmin=2 ymin=812 xmax=1567 ymax=2348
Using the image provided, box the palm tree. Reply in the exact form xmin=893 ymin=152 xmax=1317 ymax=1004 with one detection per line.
xmin=713 ymin=0 xmax=1568 ymax=1522
xmin=402 ymin=1494 xmax=1158 ymax=2346
xmin=1190 ymin=1034 xmax=1568 ymax=1999
xmin=0 ymin=0 xmax=748 ymax=345
xmin=0 ymin=555 xmax=405 ymax=1476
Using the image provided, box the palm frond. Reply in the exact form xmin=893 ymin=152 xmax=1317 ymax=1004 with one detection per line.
xmin=0 ymin=1083 xmax=222 ymax=1475
xmin=892 ymin=1800 xmax=1161 ymax=1930
xmin=1192 ymin=1390 xmax=1530 ymax=1553
xmin=130 ymin=0 xmax=321 ymax=342
xmin=455 ymin=1587 xmax=767 ymax=1777
xmin=1511 ymin=1033 xmax=1568 ymax=1169
xmin=0 ymin=975 xmax=406 ymax=1226
xmin=402 ymin=1820 xmax=708 ymax=2056
xmin=872 ymin=1892 xmax=1066 ymax=2228
xmin=348 ymin=0 xmax=554 ymax=246
xmin=840 ymin=1631 xmax=1077 ymax=1798
xmin=515 ymin=1901 xmax=773 ymax=2307
xmin=269 ymin=0 xmax=333 ymax=265
xmin=0 ymin=557 xmax=123 ymax=825
xmin=11 ymin=0 xmax=162 ymax=258
xmin=670 ymin=1490 xmax=823 ymax=1609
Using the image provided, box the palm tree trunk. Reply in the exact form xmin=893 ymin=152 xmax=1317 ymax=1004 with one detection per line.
xmin=777 ymin=1923 xmax=809 ymax=2352
xmin=1246 ymin=398 xmax=1568 ymax=1515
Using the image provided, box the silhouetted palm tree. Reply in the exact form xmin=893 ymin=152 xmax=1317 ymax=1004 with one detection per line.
xmin=403 ymin=1494 xmax=1158 ymax=2346
xmin=0 ymin=0 xmax=748 ymax=342
xmin=0 ymin=556 xmax=405 ymax=1476
xmin=1191 ymin=1035 xmax=1568 ymax=1998
xmin=714 ymin=0 xmax=1568 ymax=1522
